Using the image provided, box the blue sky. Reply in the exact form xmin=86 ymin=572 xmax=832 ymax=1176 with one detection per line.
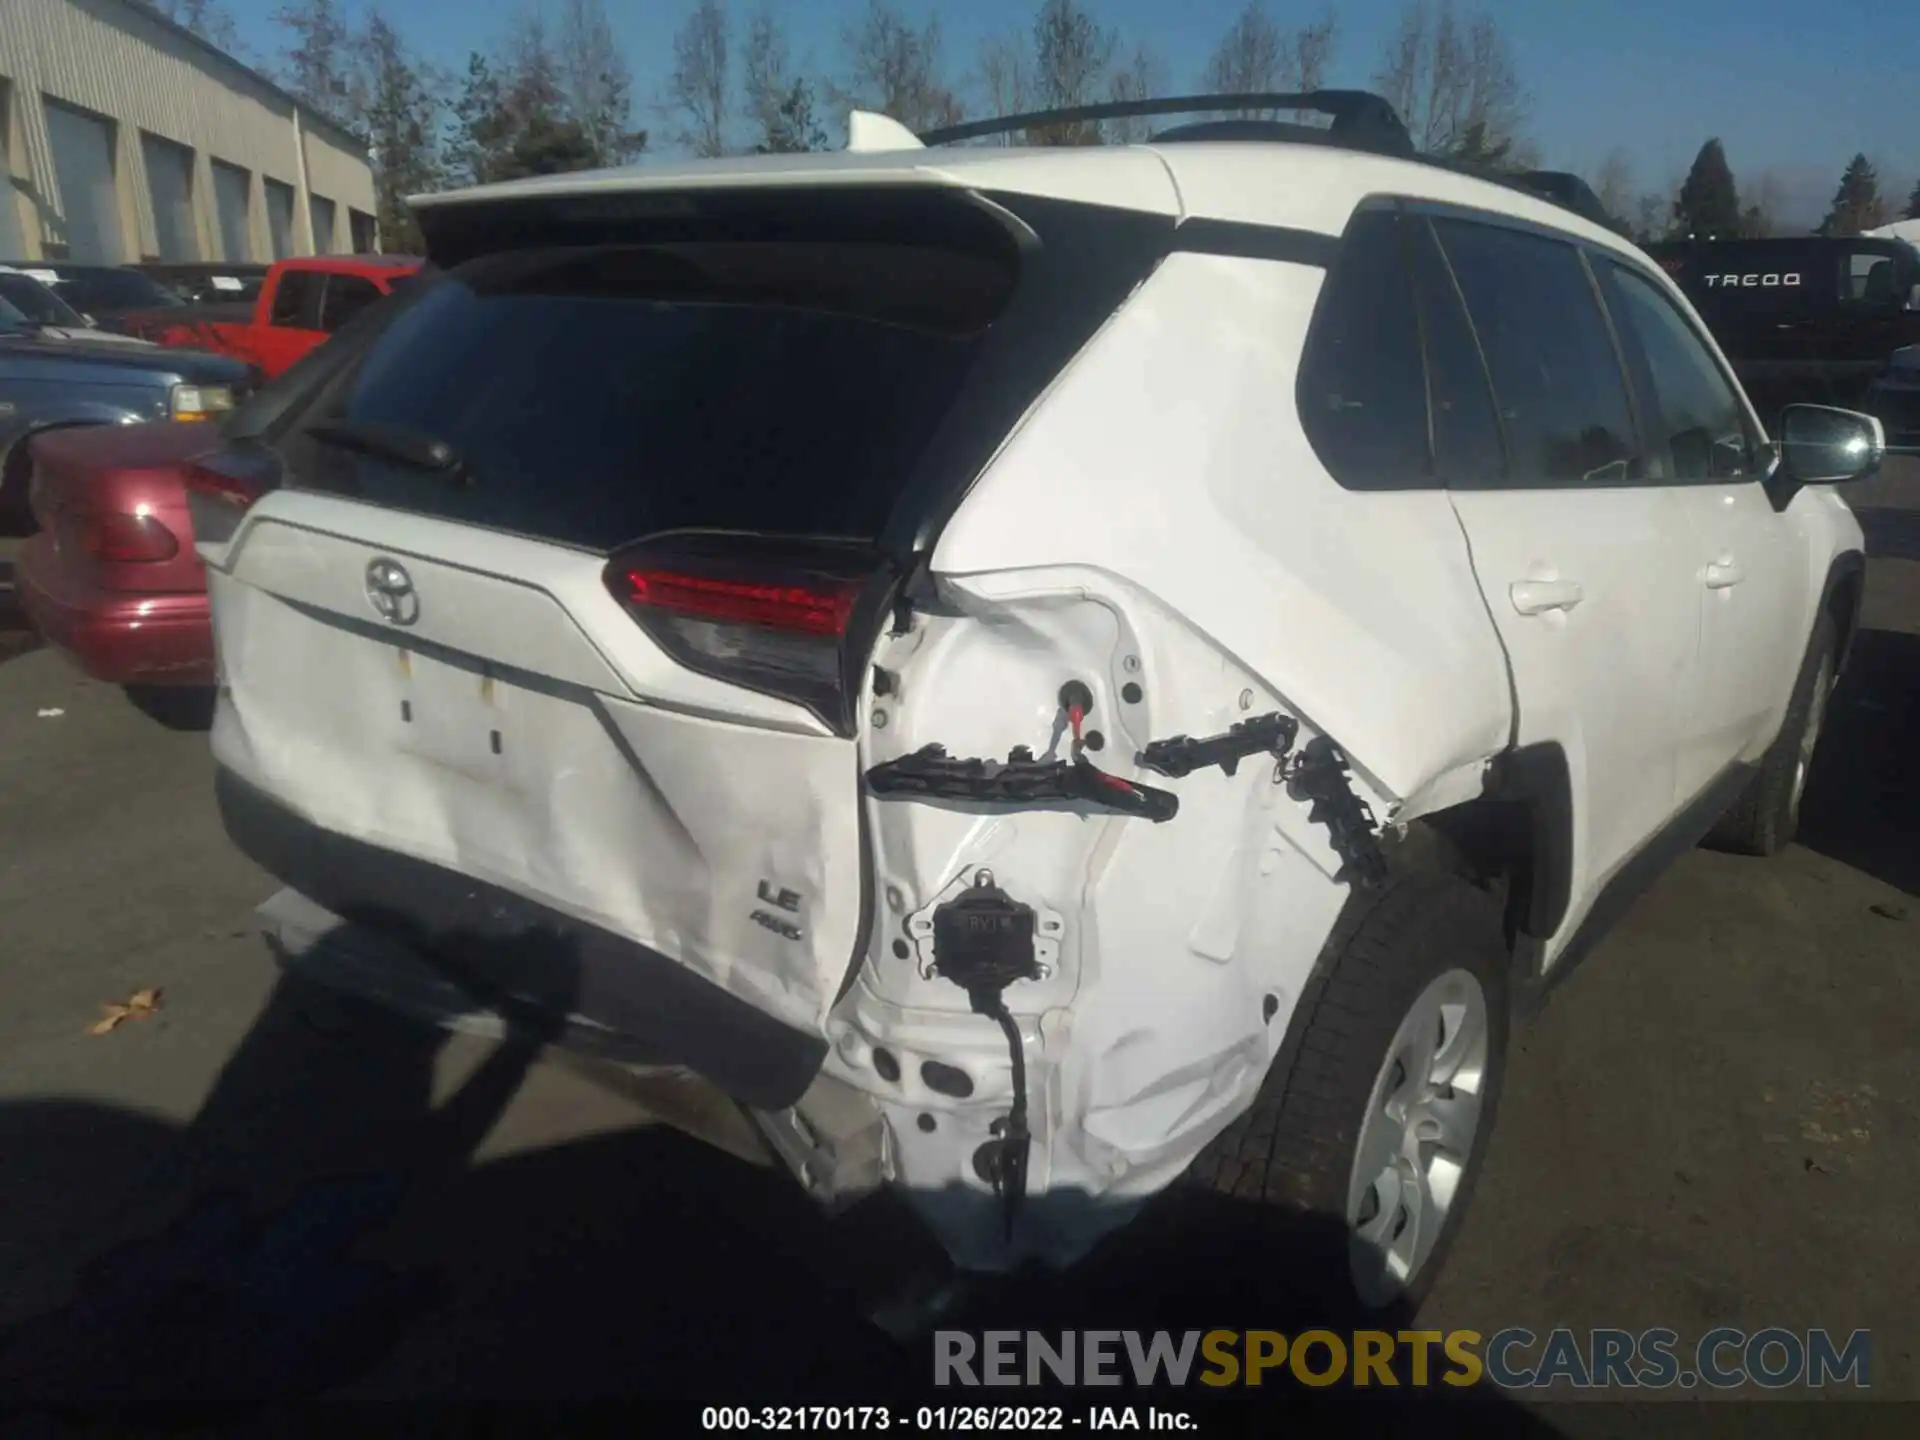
xmin=229 ymin=0 xmax=1919 ymax=228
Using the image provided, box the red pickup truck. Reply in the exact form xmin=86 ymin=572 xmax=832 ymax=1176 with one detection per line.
xmin=122 ymin=254 xmax=421 ymax=379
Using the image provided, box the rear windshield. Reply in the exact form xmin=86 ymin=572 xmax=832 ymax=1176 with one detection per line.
xmin=278 ymin=239 xmax=1016 ymax=551
xmin=48 ymin=269 xmax=184 ymax=314
xmin=0 ymin=272 xmax=86 ymax=327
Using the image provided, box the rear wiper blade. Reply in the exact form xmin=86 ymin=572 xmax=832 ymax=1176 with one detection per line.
xmin=304 ymin=418 xmax=471 ymax=486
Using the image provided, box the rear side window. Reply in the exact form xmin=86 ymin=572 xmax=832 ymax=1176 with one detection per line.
xmin=1844 ymin=249 xmax=1900 ymax=306
xmin=1434 ymin=219 xmax=1639 ymax=486
xmin=1603 ymin=264 xmax=1757 ymax=481
xmin=319 ymin=274 xmax=382 ymax=332
xmin=280 ymin=239 xmax=1016 ymax=550
xmin=1295 ymin=209 xmax=1431 ymax=488
xmin=270 ymin=271 xmax=324 ymax=328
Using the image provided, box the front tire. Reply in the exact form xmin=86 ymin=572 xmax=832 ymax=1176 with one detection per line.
xmin=1705 ymin=613 xmax=1836 ymax=857
xmin=1188 ymin=870 xmax=1510 ymax=1313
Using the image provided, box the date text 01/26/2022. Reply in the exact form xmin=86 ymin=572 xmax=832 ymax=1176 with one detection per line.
xmin=700 ymin=1405 xmax=1198 ymax=1432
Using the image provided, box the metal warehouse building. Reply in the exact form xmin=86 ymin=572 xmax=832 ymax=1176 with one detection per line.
xmin=0 ymin=0 xmax=378 ymax=265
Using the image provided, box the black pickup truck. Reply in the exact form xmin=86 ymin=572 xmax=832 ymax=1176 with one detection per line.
xmin=1643 ymin=235 xmax=1920 ymax=429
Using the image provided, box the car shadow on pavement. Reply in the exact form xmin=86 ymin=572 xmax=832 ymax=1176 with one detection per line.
xmin=0 ymin=926 xmax=1562 ymax=1434
xmin=1798 ymin=626 xmax=1920 ymax=898
xmin=0 ymin=559 xmax=40 ymax=668
xmin=1851 ymin=507 xmax=1920 ymax=565
xmin=122 ymin=683 xmax=217 ymax=732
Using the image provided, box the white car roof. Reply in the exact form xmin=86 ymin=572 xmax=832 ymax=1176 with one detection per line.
xmin=412 ymin=137 xmax=1647 ymax=268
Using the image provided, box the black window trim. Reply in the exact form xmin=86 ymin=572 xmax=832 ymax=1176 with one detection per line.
xmin=1590 ymin=255 xmax=1772 ymax=489
xmin=1409 ymin=197 xmax=1664 ymax=493
xmin=270 ymin=269 xmax=324 ymax=330
xmin=1404 ymin=208 xmax=1511 ymax=484
xmin=318 ymin=271 xmax=382 ymax=333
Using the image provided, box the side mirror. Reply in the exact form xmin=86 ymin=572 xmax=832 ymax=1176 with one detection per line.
xmin=1779 ymin=404 xmax=1885 ymax=485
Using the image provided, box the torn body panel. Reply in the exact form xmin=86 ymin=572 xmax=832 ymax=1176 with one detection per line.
xmin=825 ymin=569 xmax=1380 ymax=1269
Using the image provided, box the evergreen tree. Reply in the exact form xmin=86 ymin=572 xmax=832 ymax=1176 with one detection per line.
xmin=1672 ymin=139 xmax=1741 ymax=239
xmin=1818 ymin=154 xmax=1888 ymax=237
xmin=1906 ymin=174 xmax=1920 ymax=222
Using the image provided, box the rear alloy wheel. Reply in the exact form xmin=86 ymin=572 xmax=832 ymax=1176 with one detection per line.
xmin=1188 ymin=869 xmax=1510 ymax=1312
xmin=1347 ymin=967 xmax=1491 ymax=1307
xmin=1706 ymin=614 xmax=1837 ymax=857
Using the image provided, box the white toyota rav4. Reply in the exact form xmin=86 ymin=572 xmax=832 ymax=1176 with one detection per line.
xmin=190 ymin=94 xmax=1877 ymax=1312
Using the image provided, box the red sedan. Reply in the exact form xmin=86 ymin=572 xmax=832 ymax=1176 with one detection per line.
xmin=14 ymin=421 xmax=227 ymax=687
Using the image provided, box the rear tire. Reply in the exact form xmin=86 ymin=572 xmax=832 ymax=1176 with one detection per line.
xmin=1187 ymin=870 xmax=1510 ymax=1314
xmin=0 ymin=446 xmax=34 ymax=536
xmin=1704 ymin=614 xmax=1836 ymax=857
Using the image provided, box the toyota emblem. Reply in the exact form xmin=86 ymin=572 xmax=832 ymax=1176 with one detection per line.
xmin=364 ymin=557 xmax=419 ymax=626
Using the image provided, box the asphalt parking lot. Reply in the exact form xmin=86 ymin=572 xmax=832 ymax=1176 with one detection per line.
xmin=0 ymin=464 xmax=1916 ymax=1428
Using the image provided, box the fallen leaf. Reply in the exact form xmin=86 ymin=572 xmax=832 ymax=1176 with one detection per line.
xmin=1869 ymin=903 xmax=1908 ymax=922
xmin=87 ymin=987 xmax=163 ymax=1035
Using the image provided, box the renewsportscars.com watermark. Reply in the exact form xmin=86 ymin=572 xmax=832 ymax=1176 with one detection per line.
xmin=933 ymin=1328 xmax=1873 ymax=1391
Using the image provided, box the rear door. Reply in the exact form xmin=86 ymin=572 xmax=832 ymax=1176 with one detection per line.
xmin=257 ymin=269 xmax=326 ymax=375
xmin=204 ymin=197 xmax=1031 ymax=1059
xmin=1419 ymin=213 xmax=1703 ymax=959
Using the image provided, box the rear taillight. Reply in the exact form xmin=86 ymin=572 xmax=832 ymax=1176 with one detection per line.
xmin=183 ymin=457 xmax=270 ymax=546
xmin=77 ymin=512 xmax=180 ymax=563
xmin=606 ymin=536 xmax=896 ymax=734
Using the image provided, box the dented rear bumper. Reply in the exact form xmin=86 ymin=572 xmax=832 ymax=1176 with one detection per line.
xmin=214 ymin=765 xmax=829 ymax=1108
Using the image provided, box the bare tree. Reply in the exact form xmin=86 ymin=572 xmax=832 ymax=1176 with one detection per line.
xmin=1203 ymin=3 xmax=1284 ymax=102
xmin=558 ymin=0 xmax=645 ymax=166
xmin=1741 ymin=168 xmax=1788 ymax=238
xmin=1287 ymin=14 xmax=1338 ymax=93
xmin=742 ymin=8 xmax=828 ymax=151
xmin=158 ymin=0 xmax=248 ymax=59
xmin=273 ymin=0 xmax=354 ymax=121
xmin=837 ymin=0 xmax=962 ymax=134
xmin=669 ymin=0 xmax=731 ymax=157
xmin=1030 ymin=0 xmax=1117 ymax=145
xmin=1103 ymin=42 xmax=1167 ymax=144
xmin=1373 ymin=0 xmax=1529 ymax=164
xmin=1633 ymin=185 xmax=1676 ymax=245
xmin=1202 ymin=6 xmax=1337 ymax=121
xmin=973 ymin=31 xmax=1035 ymax=143
xmin=1590 ymin=149 xmax=1634 ymax=226
xmin=743 ymin=9 xmax=793 ymax=143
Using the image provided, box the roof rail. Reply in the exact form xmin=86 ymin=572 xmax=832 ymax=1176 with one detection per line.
xmin=917 ymin=91 xmax=1415 ymax=156
xmin=918 ymin=92 xmax=1621 ymax=233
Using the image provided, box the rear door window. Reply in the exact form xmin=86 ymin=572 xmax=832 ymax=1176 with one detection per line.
xmin=269 ymin=271 xmax=324 ymax=329
xmin=1843 ymin=248 xmax=1902 ymax=306
xmin=1434 ymin=218 xmax=1640 ymax=486
xmin=279 ymin=240 xmax=1015 ymax=550
xmin=319 ymin=274 xmax=382 ymax=332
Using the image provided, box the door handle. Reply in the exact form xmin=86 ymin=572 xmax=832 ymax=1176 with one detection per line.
xmin=1705 ymin=559 xmax=1745 ymax=589
xmin=1509 ymin=579 xmax=1585 ymax=615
